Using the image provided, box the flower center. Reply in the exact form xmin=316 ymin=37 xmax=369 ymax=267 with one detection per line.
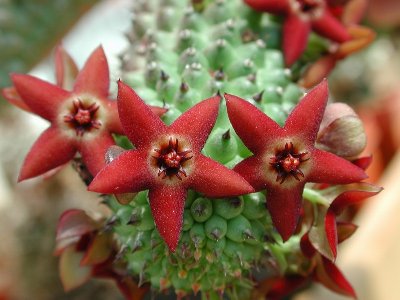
xmin=152 ymin=137 xmax=193 ymax=180
xmin=290 ymin=0 xmax=324 ymax=20
xmin=270 ymin=142 xmax=309 ymax=184
xmin=64 ymin=99 xmax=101 ymax=136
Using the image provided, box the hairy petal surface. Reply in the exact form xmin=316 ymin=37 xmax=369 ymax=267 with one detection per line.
xmin=233 ymin=155 xmax=268 ymax=191
xmin=19 ymin=127 xmax=76 ymax=181
xmin=148 ymin=185 xmax=187 ymax=252
xmin=308 ymin=149 xmax=367 ymax=184
xmin=73 ymin=46 xmax=109 ymax=98
xmin=55 ymin=45 xmax=78 ymax=90
xmin=312 ymin=10 xmax=351 ymax=43
xmin=266 ymin=185 xmax=305 ymax=241
xmin=117 ymin=81 xmax=166 ymax=148
xmin=283 ymin=15 xmax=311 ymax=66
xmin=244 ymin=0 xmax=289 ymax=13
xmin=189 ymin=155 xmax=254 ymax=197
xmin=88 ymin=150 xmax=151 ymax=194
xmin=79 ymin=133 xmax=116 ymax=176
xmin=170 ymin=95 xmax=221 ymax=152
xmin=285 ymin=80 xmax=329 ymax=144
xmin=225 ymin=93 xmax=281 ymax=154
xmin=103 ymin=101 xmax=124 ymax=135
xmin=12 ymin=74 xmax=70 ymax=121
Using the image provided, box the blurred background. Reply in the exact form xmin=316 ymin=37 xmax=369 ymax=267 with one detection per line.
xmin=1 ymin=0 xmax=400 ymax=299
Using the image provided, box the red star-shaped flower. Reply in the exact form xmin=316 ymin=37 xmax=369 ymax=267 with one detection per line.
xmin=88 ymin=81 xmax=254 ymax=252
xmin=225 ymin=80 xmax=367 ymax=241
xmin=244 ymin=0 xmax=352 ymax=65
xmin=5 ymin=46 xmax=165 ymax=181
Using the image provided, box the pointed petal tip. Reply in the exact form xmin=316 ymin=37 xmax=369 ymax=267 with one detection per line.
xmin=223 ymin=93 xmax=238 ymax=103
xmin=73 ymin=45 xmax=109 ymax=96
xmin=266 ymin=188 xmax=303 ymax=243
xmin=158 ymin=228 xmax=180 ymax=253
xmin=309 ymin=78 xmax=328 ymax=93
xmin=87 ymin=177 xmax=102 ymax=193
xmin=17 ymin=172 xmax=28 ymax=183
xmin=117 ymin=80 xmax=135 ymax=99
xmin=280 ymin=229 xmax=295 ymax=242
xmin=10 ymin=72 xmax=25 ymax=83
xmin=166 ymin=240 xmax=179 ymax=253
xmin=203 ymin=93 xmax=222 ymax=108
xmin=149 ymin=187 xmax=186 ymax=256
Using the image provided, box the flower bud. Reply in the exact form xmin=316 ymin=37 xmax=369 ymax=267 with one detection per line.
xmin=316 ymin=102 xmax=367 ymax=159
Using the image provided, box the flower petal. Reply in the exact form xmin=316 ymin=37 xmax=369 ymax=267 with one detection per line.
xmin=299 ymin=55 xmax=337 ymax=89
xmin=150 ymin=105 xmax=168 ymax=117
xmin=11 ymin=74 xmax=70 ymax=121
xmin=300 ymin=233 xmax=317 ymax=258
xmin=283 ymin=14 xmax=311 ymax=66
xmin=80 ymin=232 xmax=113 ymax=266
xmin=308 ymin=149 xmax=367 ymax=184
xmin=88 ymin=150 xmax=151 ymax=194
xmin=341 ymin=0 xmax=368 ymax=26
xmin=285 ymin=80 xmax=328 ymax=145
xmin=244 ymin=0 xmax=289 ymax=13
xmin=330 ymin=184 xmax=382 ymax=215
xmin=189 ymin=155 xmax=254 ymax=197
xmin=315 ymin=256 xmax=357 ymax=298
xmin=148 ymin=185 xmax=187 ymax=252
xmin=233 ymin=155 xmax=267 ymax=191
xmin=59 ymin=246 xmax=92 ymax=291
xmin=78 ymin=132 xmax=116 ymax=176
xmin=337 ymin=222 xmax=358 ymax=243
xmin=325 ymin=210 xmax=338 ymax=259
xmin=309 ymin=205 xmax=337 ymax=261
xmin=55 ymin=44 xmax=78 ymax=90
xmin=104 ymin=100 xmax=124 ymax=134
xmin=312 ymin=9 xmax=351 ymax=43
xmin=19 ymin=127 xmax=76 ymax=181
xmin=225 ymin=93 xmax=281 ymax=154
xmin=170 ymin=95 xmax=221 ymax=152
xmin=257 ymin=276 xmax=308 ymax=300
xmin=117 ymin=80 xmax=166 ymax=148
xmin=1 ymin=86 xmax=32 ymax=112
xmin=73 ymin=46 xmax=109 ymax=98
xmin=266 ymin=185 xmax=304 ymax=241
xmin=55 ymin=209 xmax=99 ymax=255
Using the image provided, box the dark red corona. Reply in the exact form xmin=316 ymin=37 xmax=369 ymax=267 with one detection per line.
xmin=153 ymin=137 xmax=193 ymax=180
xmin=270 ymin=142 xmax=309 ymax=183
xmin=64 ymin=99 xmax=101 ymax=136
